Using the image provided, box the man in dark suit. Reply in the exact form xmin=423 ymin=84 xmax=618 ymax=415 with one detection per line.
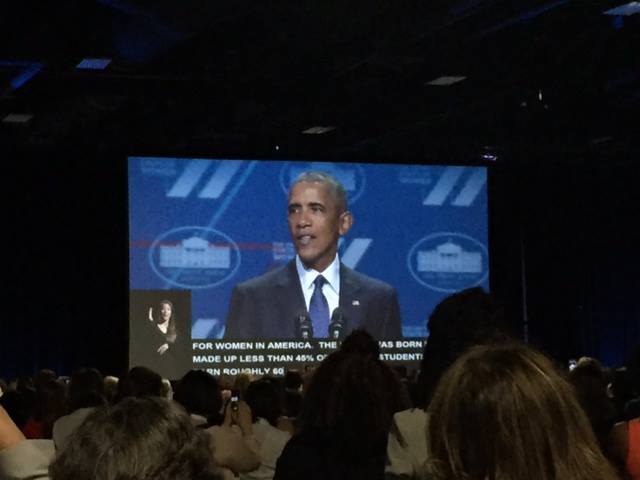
xmin=224 ymin=171 xmax=402 ymax=339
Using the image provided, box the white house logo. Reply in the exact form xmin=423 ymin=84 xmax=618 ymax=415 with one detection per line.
xmin=279 ymin=162 xmax=366 ymax=204
xmin=407 ymin=232 xmax=489 ymax=292
xmin=149 ymin=226 xmax=241 ymax=289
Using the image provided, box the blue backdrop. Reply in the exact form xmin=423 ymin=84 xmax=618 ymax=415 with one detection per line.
xmin=129 ymin=158 xmax=489 ymax=339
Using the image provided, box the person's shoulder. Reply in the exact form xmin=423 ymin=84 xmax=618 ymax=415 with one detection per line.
xmin=341 ymin=265 xmax=395 ymax=293
xmin=393 ymin=408 xmax=429 ymax=429
xmin=234 ymin=263 xmax=293 ymax=291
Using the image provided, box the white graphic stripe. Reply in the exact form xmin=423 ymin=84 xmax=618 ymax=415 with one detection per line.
xmin=423 ymin=166 xmax=465 ymax=206
xmin=198 ymin=160 xmax=244 ymax=199
xmin=192 ymin=319 xmax=217 ymax=339
xmin=452 ymin=168 xmax=487 ymax=206
xmin=341 ymin=238 xmax=372 ymax=269
xmin=167 ymin=160 xmax=210 ymax=198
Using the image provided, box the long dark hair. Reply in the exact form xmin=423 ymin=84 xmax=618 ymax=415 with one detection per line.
xmin=158 ymin=300 xmax=177 ymax=344
xmin=298 ymin=351 xmax=407 ymax=462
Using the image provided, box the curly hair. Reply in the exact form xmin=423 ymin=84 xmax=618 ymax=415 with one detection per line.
xmin=49 ymin=397 xmax=221 ymax=480
xmin=299 ymin=351 xmax=408 ymax=461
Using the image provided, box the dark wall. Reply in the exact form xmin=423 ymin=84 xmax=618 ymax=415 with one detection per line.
xmin=1 ymin=147 xmax=638 ymax=380
xmin=3 ymin=149 xmax=129 ymax=379
xmin=491 ymin=153 xmax=640 ymax=366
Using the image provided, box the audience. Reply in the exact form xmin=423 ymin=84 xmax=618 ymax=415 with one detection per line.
xmin=174 ymin=369 xmax=224 ymax=427
xmin=568 ymin=357 xmax=617 ymax=452
xmin=50 ymin=396 xmax=222 ymax=480
xmin=0 ymin=289 xmax=635 ymax=480
xmin=241 ymin=378 xmax=292 ymax=480
xmin=274 ymin=347 xmax=408 ymax=480
xmin=174 ymin=369 xmax=260 ymax=478
xmin=608 ymin=345 xmax=640 ymax=480
xmin=24 ymin=378 xmax=67 ymax=439
xmin=386 ymin=287 xmax=509 ymax=480
xmin=424 ymin=342 xmax=619 ymax=480
xmin=52 ymin=367 xmax=106 ymax=451
xmin=115 ymin=366 xmax=163 ymax=401
xmin=282 ymin=371 xmax=303 ymax=420
xmin=103 ymin=376 xmax=119 ymax=404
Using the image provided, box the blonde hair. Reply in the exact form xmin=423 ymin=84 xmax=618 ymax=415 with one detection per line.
xmin=424 ymin=343 xmax=619 ymax=480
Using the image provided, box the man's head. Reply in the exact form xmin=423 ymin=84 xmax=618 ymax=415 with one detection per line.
xmin=288 ymin=171 xmax=353 ymax=272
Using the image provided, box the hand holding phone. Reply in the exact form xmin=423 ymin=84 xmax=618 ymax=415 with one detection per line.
xmin=230 ymin=391 xmax=240 ymax=412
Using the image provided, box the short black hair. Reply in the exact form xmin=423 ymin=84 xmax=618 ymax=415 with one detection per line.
xmin=116 ymin=366 xmax=163 ymax=401
xmin=245 ymin=378 xmax=283 ymax=426
xmin=291 ymin=171 xmax=348 ymax=213
xmin=173 ymin=369 xmax=222 ymax=421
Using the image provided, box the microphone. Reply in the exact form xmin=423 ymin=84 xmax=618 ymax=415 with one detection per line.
xmin=296 ymin=313 xmax=313 ymax=339
xmin=328 ymin=307 xmax=346 ymax=340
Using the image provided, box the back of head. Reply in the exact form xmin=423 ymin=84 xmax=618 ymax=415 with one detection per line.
xmin=416 ymin=287 xmax=509 ymax=407
xmin=50 ymin=396 xmax=220 ymax=480
xmin=34 ymin=369 xmax=57 ymax=391
xmin=36 ymin=378 xmax=67 ymax=436
xmin=426 ymin=342 xmax=618 ymax=480
xmin=245 ymin=378 xmax=283 ymax=426
xmin=569 ymin=358 xmax=617 ymax=448
xmin=299 ymin=351 xmax=406 ymax=459
xmin=173 ymin=369 xmax=222 ymax=420
xmin=68 ymin=367 xmax=105 ymax=411
xmin=284 ymin=370 xmax=303 ymax=391
xmin=339 ymin=329 xmax=380 ymax=357
xmin=116 ymin=366 xmax=163 ymax=401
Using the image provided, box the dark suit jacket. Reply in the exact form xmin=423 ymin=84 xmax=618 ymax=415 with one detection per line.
xmin=224 ymin=260 xmax=402 ymax=339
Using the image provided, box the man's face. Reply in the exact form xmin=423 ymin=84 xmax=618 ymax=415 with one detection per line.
xmin=287 ymin=181 xmax=352 ymax=272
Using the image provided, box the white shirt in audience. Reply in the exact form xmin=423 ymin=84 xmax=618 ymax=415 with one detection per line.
xmin=240 ymin=418 xmax=291 ymax=480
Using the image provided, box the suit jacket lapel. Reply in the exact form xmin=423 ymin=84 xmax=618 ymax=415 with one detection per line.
xmin=339 ymin=264 xmax=364 ymax=330
xmin=273 ymin=260 xmax=307 ymax=336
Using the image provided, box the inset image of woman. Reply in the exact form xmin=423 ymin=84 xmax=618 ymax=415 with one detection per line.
xmin=149 ymin=300 xmax=178 ymax=356
xmin=140 ymin=299 xmax=186 ymax=380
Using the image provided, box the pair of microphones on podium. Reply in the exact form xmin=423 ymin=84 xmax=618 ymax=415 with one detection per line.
xmin=296 ymin=308 xmax=346 ymax=340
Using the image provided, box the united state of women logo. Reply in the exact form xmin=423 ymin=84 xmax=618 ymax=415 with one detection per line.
xmin=407 ymin=232 xmax=489 ymax=292
xmin=149 ymin=226 xmax=241 ymax=289
xmin=279 ymin=162 xmax=366 ymax=204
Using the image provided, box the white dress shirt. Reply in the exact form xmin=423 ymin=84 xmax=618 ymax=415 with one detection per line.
xmin=295 ymin=254 xmax=340 ymax=316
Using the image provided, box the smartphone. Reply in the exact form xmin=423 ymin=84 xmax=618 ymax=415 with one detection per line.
xmin=230 ymin=391 xmax=240 ymax=412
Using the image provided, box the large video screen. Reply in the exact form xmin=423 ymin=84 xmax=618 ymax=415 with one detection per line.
xmin=129 ymin=157 xmax=489 ymax=378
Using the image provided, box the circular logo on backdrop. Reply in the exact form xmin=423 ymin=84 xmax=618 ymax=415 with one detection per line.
xmin=149 ymin=226 xmax=241 ymax=289
xmin=407 ymin=232 xmax=489 ymax=293
xmin=279 ymin=162 xmax=366 ymax=204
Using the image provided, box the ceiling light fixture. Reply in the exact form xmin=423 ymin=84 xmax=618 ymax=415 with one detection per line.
xmin=302 ymin=126 xmax=336 ymax=134
xmin=425 ymin=76 xmax=467 ymax=86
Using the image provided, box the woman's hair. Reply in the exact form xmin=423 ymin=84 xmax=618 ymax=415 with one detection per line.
xmin=173 ymin=369 xmax=223 ymax=424
xmin=68 ymin=367 xmax=106 ymax=412
xmin=299 ymin=350 xmax=408 ymax=461
xmin=339 ymin=328 xmax=381 ymax=357
xmin=158 ymin=300 xmax=177 ymax=344
xmin=245 ymin=378 xmax=283 ymax=426
xmin=415 ymin=287 xmax=509 ymax=408
xmin=36 ymin=378 xmax=68 ymax=438
xmin=116 ymin=366 xmax=163 ymax=402
xmin=49 ymin=397 xmax=221 ymax=480
xmin=425 ymin=342 xmax=619 ymax=480
xmin=568 ymin=357 xmax=617 ymax=450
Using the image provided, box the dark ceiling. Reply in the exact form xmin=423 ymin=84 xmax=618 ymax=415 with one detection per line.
xmin=1 ymin=0 xmax=638 ymax=159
